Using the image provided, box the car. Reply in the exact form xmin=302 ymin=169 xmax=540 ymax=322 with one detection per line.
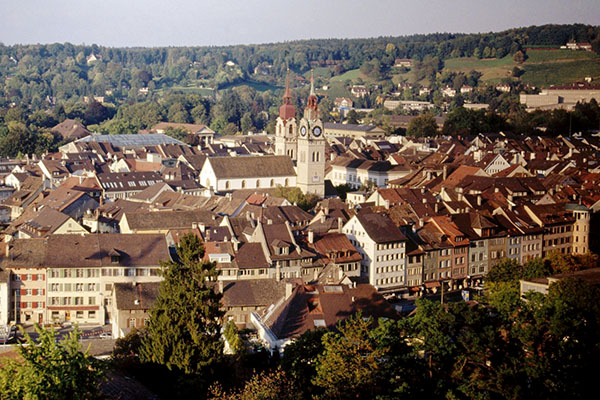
xmin=99 ymin=332 xmax=112 ymax=339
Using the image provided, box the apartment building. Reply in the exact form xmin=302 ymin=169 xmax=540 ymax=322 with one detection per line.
xmin=1 ymin=234 xmax=169 ymax=325
xmin=343 ymin=212 xmax=407 ymax=290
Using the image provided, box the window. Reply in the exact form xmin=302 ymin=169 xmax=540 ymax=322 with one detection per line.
xmin=76 ymin=311 xmax=84 ymax=319
xmin=128 ymin=318 xmax=137 ymax=328
xmin=88 ymin=297 xmax=95 ymax=305
xmin=241 ymin=180 xmax=246 ymax=189
xmin=88 ymin=311 xmax=96 ymax=319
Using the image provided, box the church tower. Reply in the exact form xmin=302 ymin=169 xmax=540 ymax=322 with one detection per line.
xmin=275 ymin=69 xmax=298 ymax=161
xmin=297 ymin=71 xmax=325 ymax=197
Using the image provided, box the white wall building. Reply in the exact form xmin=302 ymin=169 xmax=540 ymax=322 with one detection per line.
xmin=199 ymin=156 xmax=296 ymax=193
xmin=342 ymin=213 xmax=407 ymax=290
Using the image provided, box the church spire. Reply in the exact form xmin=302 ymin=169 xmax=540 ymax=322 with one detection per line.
xmin=284 ymin=68 xmax=291 ymax=101
xmin=305 ymin=69 xmax=319 ymax=119
xmin=279 ymin=68 xmax=295 ymax=120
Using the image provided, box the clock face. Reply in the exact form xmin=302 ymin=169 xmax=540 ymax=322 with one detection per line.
xmin=300 ymin=126 xmax=307 ymax=136
xmin=313 ymin=126 xmax=322 ymax=137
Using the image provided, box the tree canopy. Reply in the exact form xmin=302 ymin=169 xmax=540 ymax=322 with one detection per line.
xmin=0 ymin=325 xmax=105 ymax=400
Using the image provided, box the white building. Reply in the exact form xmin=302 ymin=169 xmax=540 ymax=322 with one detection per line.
xmin=199 ymin=155 xmax=296 ymax=193
xmin=328 ymin=158 xmax=411 ymax=189
xmin=342 ymin=212 xmax=407 ymax=290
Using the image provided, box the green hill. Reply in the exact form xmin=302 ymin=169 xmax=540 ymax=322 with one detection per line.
xmin=443 ymin=49 xmax=600 ymax=87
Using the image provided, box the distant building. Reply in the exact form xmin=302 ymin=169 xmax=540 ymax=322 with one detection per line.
xmin=564 ymin=41 xmax=592 ymax=51
xmin=442 ymin=87 xmax=456 ymax=97
xmin=323 ymin=122 xmax=385 ymax=139
xmin=520 ymin=82 xmax=600 ymax=111
xmin=350 ymin=85 xmax=369 ymax=98
xmin=394 ymin=58 xmax=413 ymax=68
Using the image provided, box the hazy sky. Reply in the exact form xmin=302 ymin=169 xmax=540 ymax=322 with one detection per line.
xmin=1 ymin=0 xmax=599 ymax=47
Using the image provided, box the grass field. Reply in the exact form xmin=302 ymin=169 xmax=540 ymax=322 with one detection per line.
xmin=525 ymin=49 xmax=599 ymax=63
xmin=321 ymin=81 xmax=352 ymax=99
xmin=158 ymin=86 xmax=215 ymax=97
xmin=330 ymin=68 xmax=362 ymax=82
xmin=444 ymin=56 xmax=515 ymax=82
xmin=391 ymin=70 xmax=420 ymax=85
xmin=218 ymin=79 xmax=281 ymax=92
xmin=521 ymin=59 xmax=600 ymax=87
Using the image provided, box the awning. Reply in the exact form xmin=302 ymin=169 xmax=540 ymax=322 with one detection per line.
xmin=424 ymin=281 xmax=441 ymax=289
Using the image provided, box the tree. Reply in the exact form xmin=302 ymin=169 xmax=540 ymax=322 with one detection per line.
xmin=274 ymin=186 xmax=319 ymax=211
xmin=486 ymin=258 xmax=523 ymax=283
xmin=513 ymin=277 xmax=600 ymax=398
xmin=210 ymin=368 xmax=302 ymax=400
xmin=313 ymin=315 xmax=385 ymax=400
xmin=140 ymin=233 xmax=224 ymax=375
xmin=406 ymin=113 xmax=438 ymax=137
xmin=513 ymin=50 xmax=526 ymax=64
xmin=84 ymin=101 xmax=112 ymax=125
xmin=0 ymin=325 xmax=105 ymax=400
xmin=281 ymin=328 xmax=326 ymax=398
xmin=223 ymin=320 xmax=245 ymax=354
xmin=345 ymin=109 xmax=360 ymax=124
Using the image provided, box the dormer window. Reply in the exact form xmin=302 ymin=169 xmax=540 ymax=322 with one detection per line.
xmin=109 ymin=249 xmax=121 ymax=264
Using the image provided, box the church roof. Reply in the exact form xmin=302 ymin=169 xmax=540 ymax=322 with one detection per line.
xmin=207 ymin=156 xmax=296 ymax=179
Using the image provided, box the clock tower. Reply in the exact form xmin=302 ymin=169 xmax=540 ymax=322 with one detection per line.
xmin=275 ymin=69 xmax=297 ymax=161
xmin=297 ymin=71 xmax=325 ymax=197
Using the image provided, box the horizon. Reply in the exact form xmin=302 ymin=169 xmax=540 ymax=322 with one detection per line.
xmin=2 ymin=0 xmax=600 ymax=48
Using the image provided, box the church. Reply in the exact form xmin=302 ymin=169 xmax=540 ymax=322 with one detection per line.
xmin=275 ymin=71 xmax=326 ymax=197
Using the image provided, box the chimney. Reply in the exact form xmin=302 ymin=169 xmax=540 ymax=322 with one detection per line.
xmin=477 ymin=195 xmax=482 ymax=206
xmin=198 ymin=222 xmax=206 ymax=233
xmin=233 ymin=240 xmax=239 ymax=251
xmin=422 ymin=198 xmax=427 ymax=204
xmin=442 ymin=165 xmax=447 ymax=180
xmin=434 ymin=202 xmax=439 ymax=213
xmin=285 ymin=282 xmax=294 ymax=299
xmin=338 ymin=217 xmax=343 ymax=233
xmin=320 ymin=214 xmax=326 ymax=224
xmin=308 ymin=230 xmax=314 ymax=244
xmin=206 ymin=230 xmax=211 ymax=241
xmin=218 ymin=280 xmax=224 ymax=293
xmin=5 ymin=244 xmax=10 ymax=258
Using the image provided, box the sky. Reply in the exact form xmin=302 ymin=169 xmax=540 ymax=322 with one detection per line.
xmin=1 ymin=0 xmax=599 ymax=48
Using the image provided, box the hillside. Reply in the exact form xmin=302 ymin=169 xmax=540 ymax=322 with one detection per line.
xmin=442 ymin=49 xmax=600 ymax=87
